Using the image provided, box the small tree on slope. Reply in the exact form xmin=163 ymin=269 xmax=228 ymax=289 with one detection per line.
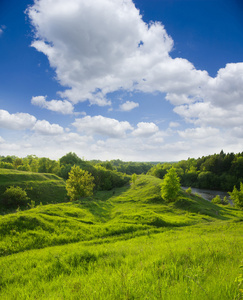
xmin=228 ymin=182 xmax=243 ymax=209
xmin=161 ymin=167 xmax=181 ymax=202
xmin=66 ymin=165 xmax=95 ymax=201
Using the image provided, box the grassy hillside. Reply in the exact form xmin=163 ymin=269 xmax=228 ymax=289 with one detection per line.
xmin=0 ymin=174 xmax=242 ymax=299
xmin=0 ymin=168 xmax=67 ymax=212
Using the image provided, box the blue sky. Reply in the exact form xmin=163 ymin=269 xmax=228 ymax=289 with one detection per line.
xmin=0 ymin=0 xmax=243 ymax=161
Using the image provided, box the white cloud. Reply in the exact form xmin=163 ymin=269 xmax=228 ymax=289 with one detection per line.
xmin=72 ymin=115 xmax=133 ymax=138
xmin=119 ymin=101 xmax=139 ymax=112
xmin=0 ymin=109 xmax=37 ymax=130
xmin=0 ymin=136 xmax=5 ymax=143
xmin=132 ymin=122 xmax=159 ymax=137
xmin=178 ymin=127 xmax=220 ymax=140
xmin=169 ymin=122 xmax=180 ymax=128
xmin=29 ymin=0 xmax=198 ymax=105
xmin=33 ymin=120 xmax=64 ymax=135
xmin=31 ymin=95 xmax=74 ymax=114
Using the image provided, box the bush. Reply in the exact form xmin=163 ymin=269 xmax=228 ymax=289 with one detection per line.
xmin=2 ymin=186 xmax=29 ymax=208
xmin=211 ymin=195 xmax=222 ymax=204
xmin=229 ymin=183 xmax=243 ymax=209
xmin=66 ymin=166 xmax=95 ymax=201
xmin=186 ymin=187 xmax=192 ymax=195
xmin=0 ymin=162 xmax=14 ymax=169
xmin=161 ymin=167 xmax=181 ymax=202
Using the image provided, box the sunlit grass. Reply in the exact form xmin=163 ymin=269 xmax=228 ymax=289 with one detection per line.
xmin=0 ymin=221 xmax=242 ymax=299
xmin=0 ymin=173 xmax=243 ymax=299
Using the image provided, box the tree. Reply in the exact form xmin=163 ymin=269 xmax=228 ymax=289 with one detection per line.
xmin=66 ymin=166 xmax=95 ymax=201
xmin=131 ymin=173 xmax=137 ymax=187
xmin=228 ymin=183 xmax=243 ymax=209
xmin=161 ymin=167 xmax=181 ymax=202
xmin=2 ymin=186 xmax=29 ymax=208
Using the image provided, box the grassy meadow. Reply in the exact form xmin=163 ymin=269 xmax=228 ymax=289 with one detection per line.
xmin=0 ymin=169 xmax=242 ymax=299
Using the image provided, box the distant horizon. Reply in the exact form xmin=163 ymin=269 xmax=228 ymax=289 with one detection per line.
xmin=0 ymin=0 xmax=243 ymax=161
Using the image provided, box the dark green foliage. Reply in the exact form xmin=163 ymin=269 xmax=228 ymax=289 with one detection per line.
xmin=2 ymin=186 xmax=29 ymax=208
xmin=59 ymin=152 xmax=83 ymax=166
xmin=109 ymin=159 xmax=153 ymax=175
xmin=0 ymin=169 xmax=67 ymax=209
xmin=148 ymin=151 xmax=243 ymax=192
xmin=94 ymin=166 xmax=129 ymax=191
xmin=147 ymin=163 xmax=171 ymax=179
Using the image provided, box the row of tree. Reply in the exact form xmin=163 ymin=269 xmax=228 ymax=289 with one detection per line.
xmin=1 ymin=150 xmax=243 ymax=192
xmin=148 ymin=150 xmax=243 ymax=191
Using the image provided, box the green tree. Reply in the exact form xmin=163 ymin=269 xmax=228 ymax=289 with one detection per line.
xmin=229 ymin=183 xmax=243 ymax=209
xmin=211 ymin=195 xmax=222 ymax=204
xmin=2 ymin=186 xmax=29 ymax=208
xmin=66 ymin=166 xmax=95 ymax=201
xmin=131 ymin=173 xmax=137 ymax=187
xmin=161 ymin=167 xmax=181 ymax=202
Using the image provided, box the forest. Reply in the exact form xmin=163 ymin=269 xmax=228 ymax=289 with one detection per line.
xmin=1 ymin=150 xmax=243 ymax=192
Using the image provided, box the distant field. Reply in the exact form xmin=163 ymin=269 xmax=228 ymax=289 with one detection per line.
xmin=0 ymin=173 xmax=242 ymax=299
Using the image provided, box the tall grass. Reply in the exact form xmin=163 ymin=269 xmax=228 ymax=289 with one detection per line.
xmin=0 ymin=174 xmax=243 ymax=299
xmin=0 ymin=221 xmax=242 ymax=299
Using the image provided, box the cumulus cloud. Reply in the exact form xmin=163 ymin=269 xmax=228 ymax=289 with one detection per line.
xmin=33 ymin=120 xmax=64 ymax=135
xmin=119 ymin=101 xmax=139 ymax=112
xmin=72 ymin=115 xmax=133 ymax=138
xmin=178 ymin=127 xmax=220 ymax=140
xmin=31 ymin=95 xmax=74 ymax=114
xmin=28 ymin=0 xmax=207 ymax=105
xmin=0 ymin=109 xmax=37 ymax=130
xmin=132 ymin=122 xmax=159 ymax=137
xmin=27 ymin=1 xmax=243 ymax=134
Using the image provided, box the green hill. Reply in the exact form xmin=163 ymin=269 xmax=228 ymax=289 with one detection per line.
xmin=0 ymin=169 xmax=67 ymax=212
xmin=0 ymin=174 xmax=242 ymax=299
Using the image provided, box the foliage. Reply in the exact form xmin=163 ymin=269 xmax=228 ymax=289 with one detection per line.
xmin=0 ymin=161 xmax=14 ymax=169
xmin=131 ymin=173 xmax=137 ymax=186
xmin=66 ymin=166 xmax=95 ymax=201
xmin=2 ymin=186 xmax=29 ymax=208
xmin=0 ymin=169 xmax=67 ymax=209
xmin=147 ymin=150 xmax=243 ymax=192
xmin=211 ymin=195 xmax=222 ymax=204
xmin=229 ymin=183 xmax=243 ymax=209
xmin=161 ymin=167 xmax=181 ymax=202
xmin=147 ymin=163 xmax=171 ymax=179
xmin=186 ymin=187 xmax=192 ymax=195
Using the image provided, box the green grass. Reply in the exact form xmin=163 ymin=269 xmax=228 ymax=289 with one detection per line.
xmin=0 ymin=169 xmax=67 ymax=212
xmin=0 ymin=174 xmax=242 ymax=299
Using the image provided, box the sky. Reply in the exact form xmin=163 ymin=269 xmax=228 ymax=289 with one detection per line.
xmin=0 ymin=0 xmax=243 ymax=162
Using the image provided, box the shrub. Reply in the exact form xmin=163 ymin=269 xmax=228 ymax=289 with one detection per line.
xmin=229 ymin=183 xmax=243 ymax=209
xmin=186 ymin=187 xmax=192 ymax=195
xmin=211 ymin=195 xmax=222 ymax=204
xmin=66 ymin=166 xmax=95 ymax=201
xmin=2 ymin=186 xmax=29 ymax=208
xmin=161 ymin=167 xmax=181 ymax=202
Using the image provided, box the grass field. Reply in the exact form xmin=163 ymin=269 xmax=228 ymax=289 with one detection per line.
xmin=0 ymin=169 xmax=67 ymax=213
xmin=0 ymin=170 xmax=242 ymax=299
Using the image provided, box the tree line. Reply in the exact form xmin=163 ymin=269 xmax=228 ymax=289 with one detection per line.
xmin=148 ymin=150 xmax=243 ymax=191
xmin=1 ymin=150 xmax=243 ymax=192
